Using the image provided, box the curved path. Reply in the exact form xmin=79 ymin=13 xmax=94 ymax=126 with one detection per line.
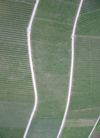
xmin=23 ymin=0 xmax=40 ymax=138
xmin=56 ymin=0 xmax=84 ymax=137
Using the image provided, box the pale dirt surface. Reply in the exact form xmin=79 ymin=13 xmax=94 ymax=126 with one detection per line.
xmin=65 ymin=119 xmax=97 ymax=127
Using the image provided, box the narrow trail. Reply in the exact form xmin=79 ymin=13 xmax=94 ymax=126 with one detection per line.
xmin=56 ymin=0 xmax=84 ymax=138
xmin=88 ymin=116 xmax=100 ymax=138
xmin=23 ymin=0 xmax=40 ymax=138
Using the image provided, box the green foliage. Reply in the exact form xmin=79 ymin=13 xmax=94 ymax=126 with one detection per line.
xmin=91 ymin=120 xmax=100 ymax=138
xmin=0 ymin=0 xmax=100 ymax=137
xmin=27 ymin=0 xmax=79 ymax=137
xmin=76 ymin=0 xmax=100 ymax=36
xmin=0 ymin=0 xmax=35 ymax=137
xmin=61 ymin=127 xmax=92 ymax=138
xmin=0 ymin=127 xmax=24 ymax=138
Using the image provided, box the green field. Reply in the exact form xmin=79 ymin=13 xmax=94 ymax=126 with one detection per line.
xmin=76 ymin=0 xmax=100 ymax=36
xmin=60 ymin=0 xmax=100 ymax=137
xmin=0 ymin=0 xmax=100 ymax=137
xmin=91 ymin=120 xmax=100 ymax=138
xmin=0 ymin=0 xmax=35 ymax=137
xmin=27 ymin=0 xmax=80 ymax=137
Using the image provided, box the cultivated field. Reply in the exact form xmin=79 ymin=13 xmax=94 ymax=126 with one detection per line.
xmin=61 ymin=0 xmax=100 ymax=137
xmin=26 ymin=0 xmax=80 ymax=137
xmin=0 ymin=0 xmax=100 ymax=138
xmin=91 ymin=120 xmax=100 ymax=138
xmin=0 ymin=0 xmax=35 ymax=137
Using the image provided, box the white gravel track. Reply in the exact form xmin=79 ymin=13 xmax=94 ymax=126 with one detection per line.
xmin=23 ymin=0 xmax=40 ymax=138
xmin=56 ymin=0 xmax=84 ymax=137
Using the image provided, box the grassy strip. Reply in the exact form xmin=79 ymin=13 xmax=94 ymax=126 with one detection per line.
xmin=61 ymin=0 xmax=100 ymax=137
xmin=68 ymin=37 xmax=100 ymax=111
xmin=91 ymin=119 xmax=100 ymax=138
xmin=61 ymin=126 xmax=92 ymax=138
xmin=67 ymin=107 xmax=100 ymax=119
xmin=0 ymin=127 xmax=24 ymax=138
xmin=26 ymin=0 xmax=79 ymax=137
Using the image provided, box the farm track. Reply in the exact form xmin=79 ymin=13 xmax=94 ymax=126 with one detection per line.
xmin=23 ymin=0 xmax=40 ymax=138
xmin=56 ymin=0 xmax=84 ymax=137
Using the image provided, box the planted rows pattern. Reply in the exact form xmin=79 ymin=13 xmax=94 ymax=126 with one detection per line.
xmin=0 ymin=0 xmax=35 ymax=137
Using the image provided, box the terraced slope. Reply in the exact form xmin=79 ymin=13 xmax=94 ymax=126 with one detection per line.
xmin=0 ymin=0 xmax=35 ymax=137
xmin=26 ymin=0 xmax=80 ymax=137
xmin=61 ymin=0 xmax=100 ymax=137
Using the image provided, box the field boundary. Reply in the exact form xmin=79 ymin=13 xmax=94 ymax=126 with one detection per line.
xmin=71 ymin=107 xmax=100 ymax=112
xmin=75 ymin=35 xmax=100 ymax=39
xmin=35 ymin=17 xmax=73 ymax=25
xmin=23 ymin=0 xmax=40 ymax=138
xmin=56 ymin=0 xmax=84 ymax=138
